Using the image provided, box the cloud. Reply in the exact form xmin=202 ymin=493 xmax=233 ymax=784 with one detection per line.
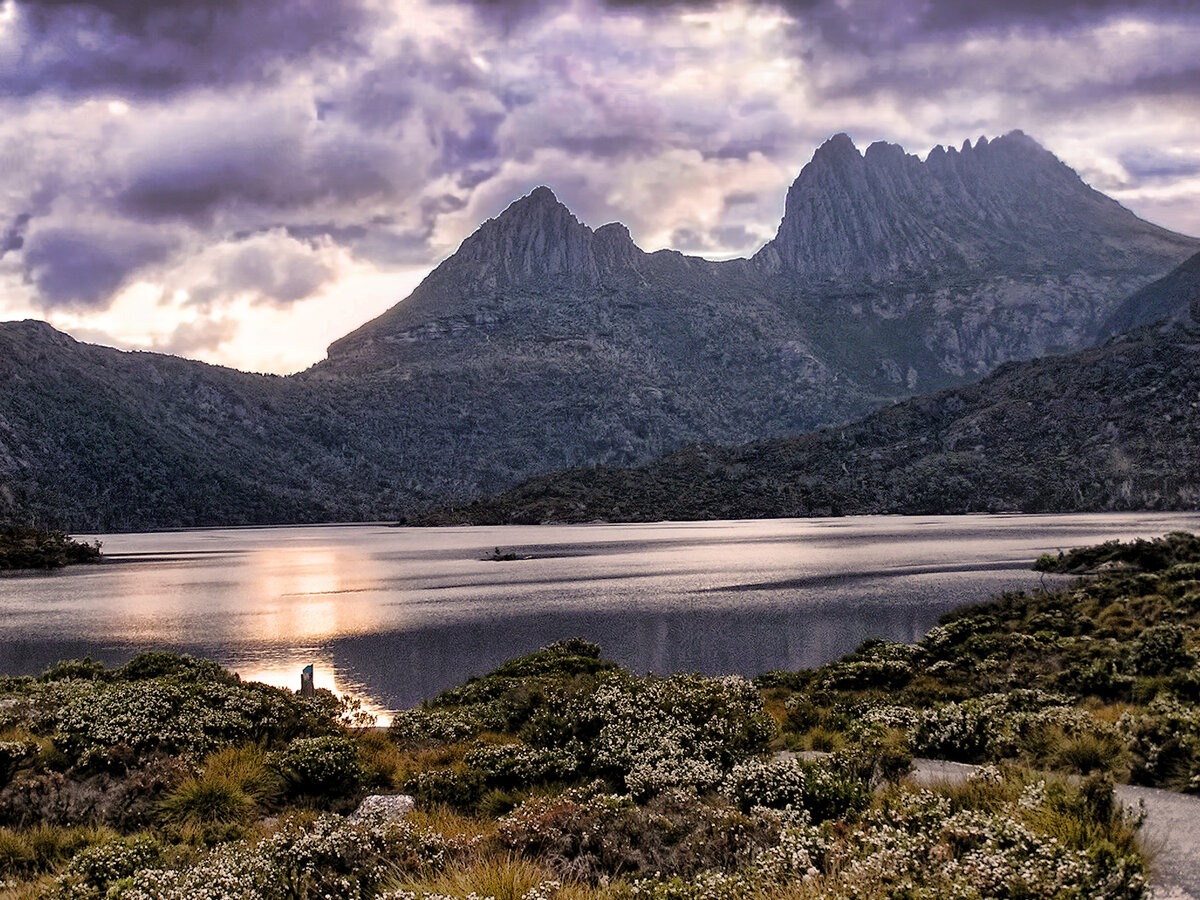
xmin=169 ymin=230 xmax=343 ymax=310
xmin=0 ymin=213 xmax=30 ymax=257
xmin=112 ymin=97 xmax=430 ymax=225
xmin=21 ymin=223 xmax=177 ymax=310
xmin=3 ymin=0 xmax=1200 ymax=372
xmin=153 ymin=316 xmax=240 ymax=356
xmin=1120 ymin=148 xmax=1200 ymax=180
xmin=2 ymin=0 xmax=372 ymax=97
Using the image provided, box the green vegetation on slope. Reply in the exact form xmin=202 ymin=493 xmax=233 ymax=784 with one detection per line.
xmin=0 ymin=527 xmax=100 ymax=570
xmin=418 ymin=321 xmax=1200 ymax=524
xmin=763 ymin=531 xmax=1200 ymax=793
xmin=6 ymin=533 xmax=1198 ymax=897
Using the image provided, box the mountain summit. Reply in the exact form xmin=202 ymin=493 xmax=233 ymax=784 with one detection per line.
xmin=451 ymin=187 xmax=619 ymax=289
xmin=755 ymin=130 xmax=1183 ymax=279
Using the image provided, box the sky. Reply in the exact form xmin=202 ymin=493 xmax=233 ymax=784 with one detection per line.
xmin=1 ymin=0 xmax=1199 ymax=374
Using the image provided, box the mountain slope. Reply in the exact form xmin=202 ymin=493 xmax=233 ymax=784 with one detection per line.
xmin=0 ymin=321 xmax=345 ymax=529
xmin=1101 ymin=250 xmax=1200 ymax=337
xmin=415 ymin=315 xmax=1200 ymax=524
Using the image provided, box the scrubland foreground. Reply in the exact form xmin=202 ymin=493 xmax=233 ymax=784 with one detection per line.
xmin=4 ymin=532 xmax=1200 ymax=899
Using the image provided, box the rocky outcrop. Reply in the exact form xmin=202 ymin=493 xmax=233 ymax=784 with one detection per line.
xmin=755 ymin=131 xmax=1193 ymax=280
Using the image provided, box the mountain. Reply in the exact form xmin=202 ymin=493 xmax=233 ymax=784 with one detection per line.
xmin=415 ymin=314 xmax=1200 ymax=525
xmin=325 ymin=132 xmax=1197 ymax=387
xmin=1100 ymin=250 xmax=1200 ymax=337
xmin=756 ymin=131 xmax=1182 ymax=279
xmin=1 ymin=132 xmax=1198 ymax=530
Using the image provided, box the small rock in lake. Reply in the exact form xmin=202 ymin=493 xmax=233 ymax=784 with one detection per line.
xmin=349 ymin=794 xmax=416 ymax=823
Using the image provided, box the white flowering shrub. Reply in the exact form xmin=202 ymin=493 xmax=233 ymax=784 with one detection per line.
xmin=1120 ymin=695 xmax=1200 ymax=789
xmin=856 ymin=704 xmax=917 ymax=732
xmin=111 ymin=813 xmax=465 ymax=900
xmin=277 ymin=735 xmax=364 ymax=798
xmin=52 ymin=677 xmax=338 ymax=768
xmin=388 ymin=709 xmax=491 ymax=747
xmin=722 ymin=757 xmax=868 ymax=823
xmin=817 ymin=640 xmax=917 ymax=691
xmin=567 ymin=674 xmax=774 ymax=797
xmin=911 ymin=690 xmax=1116 ymax=764
xmin=51 ymin=835 xmax=161 ymax=899
xmin=391 ymin=646 xmax=771 ymax=799
xmin=623 ymin=778 xmax=1146 ymax=900
xmin=462 ymin=743 xmax=576 ymax=789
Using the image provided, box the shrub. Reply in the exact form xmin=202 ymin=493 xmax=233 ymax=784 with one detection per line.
xmin=277 ymin=735 xmax=364 ymax=798
xmin=462 ymin=742 xmax=576 ymax=791
xmin=51 ymin=674 xmax=339 ymax=768
xmin=498 ymin=783 xmax=778 ymax=881
xmin=1129 ymin=624 xmax=1194 ymax=676
xmin=405 ymin=767 xmax=484 ymax=812
xmin=113 ymin=813 xmax=465 ymax=900
xmin=388 ymin=708 xmax=487 ymax=747
xmin=722 ymin=757 xmax=869 ymax=823
xmin=50 ymin=835 xmax=161 ymax=899
xmin=0 ymin=739 xmax=36 ymax=787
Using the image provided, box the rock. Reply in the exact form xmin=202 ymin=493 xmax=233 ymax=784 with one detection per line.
xmin=348 ymin=793 xmax=415 ymax=823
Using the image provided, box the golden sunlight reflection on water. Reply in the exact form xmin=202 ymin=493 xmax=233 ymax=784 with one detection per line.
xmin=250 ymin=546 xmax=385 ymax=645
xmin=5 ymin=515 xmax=1200 ymax=715
xmin=232 ymin=652 xmax=394 ymax=727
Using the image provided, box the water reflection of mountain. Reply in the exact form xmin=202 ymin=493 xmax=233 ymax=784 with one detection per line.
xmin=329 ymin=598 xmax=961 ymax=711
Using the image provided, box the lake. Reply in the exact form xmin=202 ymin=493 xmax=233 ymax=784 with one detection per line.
xmin=3 ymin=513 xmax=1199 ymax=721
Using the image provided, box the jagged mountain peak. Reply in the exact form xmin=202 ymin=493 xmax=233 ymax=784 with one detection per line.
xmin=756 ymin=129 xmax=1192 ymax=280
xmin=442 ymin=186 xmax=611 ymax=289
xmin=811 ymin=132 xmax=860 ymax=161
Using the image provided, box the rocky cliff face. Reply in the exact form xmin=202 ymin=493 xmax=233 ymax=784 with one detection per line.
xmin=448 ymin=187 xmax=627 ymax=289
xmin=327 ymin=132 xmax=1196 ymax=383
xmin=755 ymin=131 xmax=1188 ymax=279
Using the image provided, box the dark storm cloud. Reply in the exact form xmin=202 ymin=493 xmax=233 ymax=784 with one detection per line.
xmin=21 ymin=225 xmax=176 ymax=310
xmin=117 ymin=124 xmax=304 ymax=221
xmin=914 ymin=0 xmax=1196 ymax=32
xmin=0 ymin=214 xmax=31 ymax=258
xmin=458 ymin=0 xmax=1192 ymax=45
xmin=1120 ymin=149 xmax=1200 ymax=180
xmin=114 ymin=107 xmax=410 ymax=226
xmin=3 ymin=0 xmax=371 ymax=97
xmin=330 ymin=39 xmax=506 ymax=179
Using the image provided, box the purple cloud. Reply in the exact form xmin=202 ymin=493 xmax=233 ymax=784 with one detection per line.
xmin=3 ymin=0 xmax=371 ymax=97
xmin=0 ymin=214 xmax=31 ymax=258
xmin=21 ymin=224 xmax=177 ymax=310
xmin=1120 ymin=149 xmax=1200 ymax=180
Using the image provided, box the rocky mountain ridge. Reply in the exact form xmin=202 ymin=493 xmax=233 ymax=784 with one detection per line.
xmin=1 ymin=131 xmax=1198 ymax=530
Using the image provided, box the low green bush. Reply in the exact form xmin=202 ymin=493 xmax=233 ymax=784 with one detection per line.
xmin=277 ymin=734 xmax=364 ymax=798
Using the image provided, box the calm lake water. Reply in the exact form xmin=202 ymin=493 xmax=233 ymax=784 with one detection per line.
xmin=3 ymin=513 xmax=1200 ymax=720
